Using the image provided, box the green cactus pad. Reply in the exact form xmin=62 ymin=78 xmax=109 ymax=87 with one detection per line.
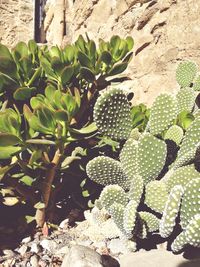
xmin=119 ymin=138 xmax=138 ymax=181
xmin=172 ymin=214 xmax=200 ymax=252
xmin=193 ymin=75 xmax=200 ymax=91
xmin=145 ymin=180 xmax=169 ymax=214
xmin=160 ymin=185 xmax=184 ymax=238
xmin=93 ymin=87 xmax=132 ymax=140
xmin=174 ymin=117 xmax=200 ymax=168
xmin=136 ymin=218 xmax=148 ymax=239
xmin=176 ymin=61 xmax=197 ymax=88
xmin=139 ymin=211 xmax=160 ymax=232
xmin=138 ymin=134 xmax=167 ymax=184
xmin=128 ymin=175 xmax=144 ymax=204
xmin=165 ymin=165 xmax=200 ymax=192
xmin=149 ymin=94 xmax=178 ymax=135
xmin=109 ymin=202 xmax=125 ymax=234
xmin=86 ymin=156 xmax=128 ymax=188
xmin=164 ymin=125 xmax=184 ymax=145
xmin=180 ymin=178 xmax=200 ymax=229
xmin=123 ymin=200 xmax=138 ymax=238
xmin=99 ymin=184 xmax=128 ymax=211
xmin=176 ymin=87 xmax=196 ymax=113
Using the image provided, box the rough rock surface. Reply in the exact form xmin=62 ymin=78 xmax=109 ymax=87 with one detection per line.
xmin=45 ymin=0 xmax=200 ymax=105
xmin=0 ymin=0 xmax=33 ymax=47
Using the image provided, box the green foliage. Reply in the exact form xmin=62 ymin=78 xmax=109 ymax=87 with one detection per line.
xmin=0 ymin=35 xmax=134 ymax=227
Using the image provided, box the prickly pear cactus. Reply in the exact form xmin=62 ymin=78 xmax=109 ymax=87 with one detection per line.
xmin=171 ymin=214 xmax=200 ymax=252
xmin=137 ymin=134 xmax=167 ymax=184
xmin=93 ymin=87 xmax=132 ymax=140
xmin=119 ymin=138 xmax=138 ymax=181
xmin=128 ymin=175 xmax=144 ymax=205
xmin=176 ymin=61 xmax=197 ymax=88
xmin=145 ymin=180 xmax=169 ymax=214
xmin=164 ymin=165 xmax=200 ymax=192
xmin=109 ymin=202 xmax=125 ymax=234
xmin=149 ymin=94 xmax=178 ymax=135
xmin=193 ymin=75 xmax=200 ymax=91
xmin=139 ymin=211 xmax=160 ymax=232
xmin=86 ymin=156 xmax=128 ymax=188
xmin=123 ymin=200 xmax=138 ymax=238
xmin=164 ymin=125 xmax=184 ymax=145
xmin=176 ymin=87 xmax=196 ymax=113
xmin=173 ymin=117 xmax=200 ymax=168
xmin=180 ymin=178 xmax=200 ymax=229
xmin=160 ymin=185 xmax=184 ymax=238
xmin=99 ymin=184 xmax=128 ymax=211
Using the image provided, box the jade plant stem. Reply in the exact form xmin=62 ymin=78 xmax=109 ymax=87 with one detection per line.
xmin=35 ymin=149 xmax=62 ymax=227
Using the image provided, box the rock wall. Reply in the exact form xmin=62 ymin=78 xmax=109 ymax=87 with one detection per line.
xmin=45 ymin=0 xmax=200 ymax=105
xmin=0 ymin=0 xmax=34 ymax=47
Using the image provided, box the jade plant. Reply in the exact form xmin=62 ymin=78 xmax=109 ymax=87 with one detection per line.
xmin=86 ymin=60 xmax=200 ymax=252
xmin=0 ymin=35 xmax=134 ymax=228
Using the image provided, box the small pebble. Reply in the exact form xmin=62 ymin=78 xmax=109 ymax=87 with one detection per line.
xmin=30 ymin=242 xmax=40 ymax=253
xmin=30 ymin=255 xmax=39 ymax=267
xmin=18 ymin=244 xmax=28 ymax=256
xmin=22 ymin=236 xmax=31 ymax=243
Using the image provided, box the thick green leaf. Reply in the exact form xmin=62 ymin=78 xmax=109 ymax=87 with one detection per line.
xmin=0 ymin=56 xmax=17 ymax=78
xmin=0 ymin=146 xmax=21 ymax=159
xmin=14 ymin=42 xmax=28 ymax=58
xmin=20 ymin=175 xmax=34 ymax=186
xmin=26 ymin=139 xmax=56 ymax=145
xmin=0 ymin=44 xmax=13 ymax=60
xmin=55 ymin=110 xmax=68 ymax=121
xmin=0 ymin=133 xmax=21 ymax=146
xmin=27 ymin=67 xmax=42 ymax=86
xmin=63 ymin=45 xmax=75 ymax=62
xmin=108 ymin=62 xmax=128 ymax=76
xmin=126 ymin=36 xmax=134 ymax=51
xmin=70 ymin=122 xmax=97 ymax=135
xmin=80 ymin=67 xmax=95 ymax=82
xmin=19 ymin=56 xmax=33 ymax=77
xmin=100 ymin=51 xmax=112 ymax=65
xmin=14 ymin=87 xmax=36 ymax=100
xmin=61 ymin=65 xmax=74 ymax=84
xmin=75 ymin=35 xmax=86 ymax=53
xmin=122 ymin=52 xmax=133 ymax=63
xmin=30 ymin=95 xmax=45 ymax=109
xmin=78 ymin=51 xmax=92 ymax=68
xmin=45 ymin=85 xmax=57 ymax=100
xmin=51 ymin=56 xmax=64 ymax=75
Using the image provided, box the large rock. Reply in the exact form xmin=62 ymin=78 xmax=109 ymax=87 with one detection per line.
xmin=45 ymin=0 xmax=200 ymax=105
xmin=119 ymin=249 xmax=200 ymax=267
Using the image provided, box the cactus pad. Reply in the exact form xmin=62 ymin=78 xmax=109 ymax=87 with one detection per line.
xmin=139 ymin=211 xmax=160 ymax=232
xmin=123 ymin=200 xmax=138 ymax=238
xmin=93 ymin=87 xmax=132 ymax=140
xmin=164 ymin=125 xmax=184 ymax=145
xmin=145 ymin=180 xmax=169 ymax=214
xmin=137 ymin=134 xmax=167 ymax=184
xmin=99 ymin=184 xmax=128 ymax=211
xmin=176 ymin=61 xmax=197 ymax=88
xmin=180 ymin=178 xmax=200 ymax=229
xmin=176 ymin=87 xmax=196 ymax=113
xmin=160 ymin=185 xmax=184 ymax=238
xmin=171 ymin=214 xmax=200 ymax=252
xmin=86 ymin=156 xmax=128 ymax=188
xmin=128 ymin=175 xmax=144 ymax=204
xmin=193 ymin=75 xmax=200 ymax=91
xmin=119 ymin=138 xmax=138 ymax=181
xmin=165 ymin=165 xmax=200 ymax=192
xmin=149 ymin=94 xmax=177 ymax=135
xmin=174 ymin=117 xmax=200 ymax=168
xmin=109 ymin=202 xmax=125 ymax=234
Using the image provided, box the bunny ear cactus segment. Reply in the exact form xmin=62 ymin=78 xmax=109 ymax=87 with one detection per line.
xmin=93 ymin=87 xmax=132 ymax=140
xmin=193 ymin=75 xmax=200 ymax=91
xmin=86 ymin=156 xmax=128 ymax=188
xmin=171 ymin=214 xmax=200 ymax=252
xmin=139 ymin=211 xmax=160 ymax=232
xmin=176 ymin=87 xmax=196 ymax=113
xmin=164 ymin=125 xmax=184 ymax=145
xmin=109 ymin=202 xmax=125 ymax=234
xmin=160 ymin=185 xmax=184 ymax=238
xmin=173 ymin=117 xmax=200 ymax=168
xmin=176 ymin=61 xmax=197 ymax=88
xmin=180 ymin=178 xmax=200 ymax=229
xmin=145 ymin=180 xmax=169 ymax=214
xmin=128 ymin=175 xmax=144 ymax=205
xmin=149 ymin=94 xmax=178 ymax=135
xmin=119 ymin=138 xmax=138 ymax=181
xmin=123 ymin=200 xmax=138 ymax=238
xmin=137 ymin=134 xmax=167 ymax=184
xmin=99 ymin=184 xmax=128 ymax=211
xmin=164 ymin=165 xmax=200 ymax=192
